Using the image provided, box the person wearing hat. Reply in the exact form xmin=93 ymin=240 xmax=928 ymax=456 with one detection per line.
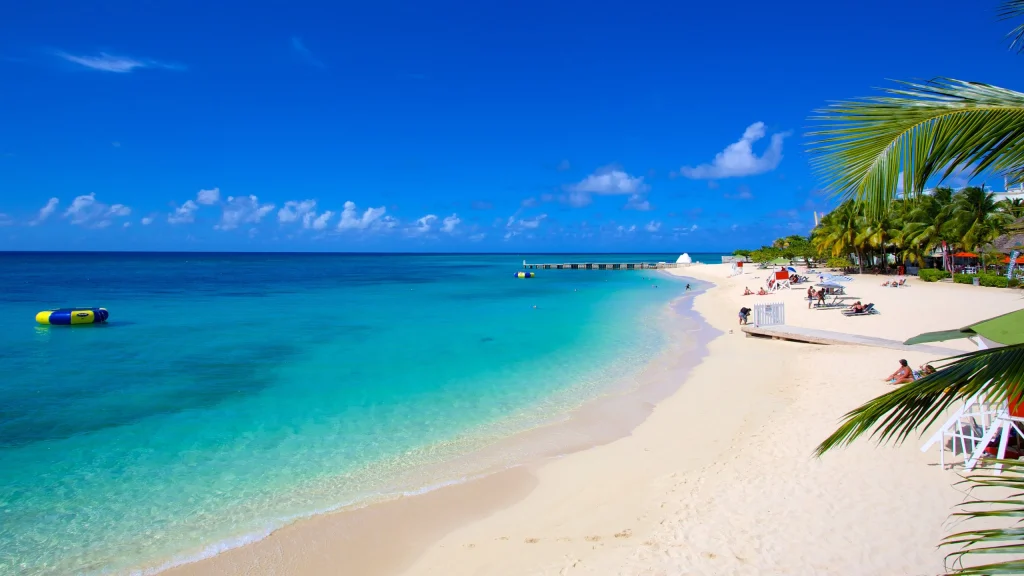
xmin=884 ymin=359 xmax=914 ymax=385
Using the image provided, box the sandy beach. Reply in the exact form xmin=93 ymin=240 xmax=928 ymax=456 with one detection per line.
xmin=168 ymin=265 xmax=1024 ymax=576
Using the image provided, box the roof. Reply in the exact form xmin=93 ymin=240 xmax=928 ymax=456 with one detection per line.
xmin=992 ymin=218 xmax=1024 ymax=252
xmin=904 ymin=309 xmax=1024 ymax=346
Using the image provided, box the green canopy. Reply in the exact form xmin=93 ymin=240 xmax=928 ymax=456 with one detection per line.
xmin=769 ymin=257 xmax=790 ymax=264
xmin=903 ymin=309 xmax=1024 ymax=346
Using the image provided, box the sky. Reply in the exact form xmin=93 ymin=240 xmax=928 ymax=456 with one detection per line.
xmin=1 ymin=0 xmax=1022 ymax=252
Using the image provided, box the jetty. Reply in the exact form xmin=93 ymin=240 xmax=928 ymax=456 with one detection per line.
xmin=522 ymin=260 xmax=687 ymax=270
xmin=740 ymin=325 xmax=964 ymax=356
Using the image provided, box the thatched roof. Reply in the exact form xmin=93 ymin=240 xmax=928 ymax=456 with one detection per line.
xmin=992 ymin=217 xmax=1024 ymax=252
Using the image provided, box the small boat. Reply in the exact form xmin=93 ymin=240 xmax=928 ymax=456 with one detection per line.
xmin=36 ymin=307 xmax=109 ymax=325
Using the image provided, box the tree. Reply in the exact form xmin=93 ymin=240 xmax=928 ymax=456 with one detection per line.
xmin=811 ymin=201 xmax=866 ymax=273
xmin=808 ymin=2 xmax=1024 ymax=572
xmin=949 ymin=186 xmax=1013 ymax=253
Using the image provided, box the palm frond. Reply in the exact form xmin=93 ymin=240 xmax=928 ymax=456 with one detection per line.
xmin=1000 ymin=0 xmax=1024 ymax=53
xmin=807 ymin=79 xmax=1024 ymax=217
xmin=815 ymin=344 xmax=1024 ymax=457
xmin=942 ymin=460 xmax=1024 ymax=574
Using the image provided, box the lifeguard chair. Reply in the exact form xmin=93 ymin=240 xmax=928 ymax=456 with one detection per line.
xmin=767 ymin=269 xmax=791 ymax=292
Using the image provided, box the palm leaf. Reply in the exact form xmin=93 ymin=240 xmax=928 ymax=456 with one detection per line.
xmin=942 ymin=461 xmax=1024 ymax=574
xmin=807 ymin=79 xmax=1024 ymax=217
xmin=1000 ymin=0 xmax=1024 ymax=54
xmin=815 ymin=344 xmax=1024 ymax=457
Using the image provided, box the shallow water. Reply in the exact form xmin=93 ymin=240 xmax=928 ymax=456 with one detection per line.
xmin=0 ymin=252 xmax=717 ymax=575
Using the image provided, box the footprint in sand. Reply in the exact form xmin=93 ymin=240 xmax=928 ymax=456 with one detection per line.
xmin=497 ymin=536 xmax=509 ymax=541
xmin=584 ymin=535 xmax=601 ymax=542
xmin=525 ymin=538 xmax=540 ymax=544
xmin=614 ymin=529 xmax=632 ymax=539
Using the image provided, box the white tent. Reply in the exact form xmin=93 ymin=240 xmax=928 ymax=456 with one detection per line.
xmin=676 ymin=253 xmax=692 ymax=264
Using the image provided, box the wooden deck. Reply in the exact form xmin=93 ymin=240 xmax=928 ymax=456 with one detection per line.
xmin=740 ymin=325 xmax=965 ymax=356
xmin=522 ymin=261 xmax=687 ymax=270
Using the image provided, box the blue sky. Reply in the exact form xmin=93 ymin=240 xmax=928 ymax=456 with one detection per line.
xmin=1 ymin=0 xmax=1020 ymax=252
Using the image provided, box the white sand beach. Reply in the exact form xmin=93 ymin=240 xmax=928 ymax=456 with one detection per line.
xmin=169 ymin=265 xmax=1024 ymax=576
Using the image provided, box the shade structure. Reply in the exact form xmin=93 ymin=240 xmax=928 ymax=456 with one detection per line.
xmin=904 ymin=309 xmax=1024 ymax=347
xmin=1003 ymin=255 xmax=1024 ymax=264
xmin=953 ymin=251 xmax=978 ymax=258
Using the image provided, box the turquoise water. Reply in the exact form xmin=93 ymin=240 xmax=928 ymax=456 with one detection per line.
xmin=0 ymin=253 xmax=714 ymax=575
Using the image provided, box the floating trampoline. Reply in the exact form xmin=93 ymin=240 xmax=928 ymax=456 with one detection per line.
xmin=36 ymin=307 xmax=109 ymax=325
xmin=515 ymin=272 xmax=536 ymax=278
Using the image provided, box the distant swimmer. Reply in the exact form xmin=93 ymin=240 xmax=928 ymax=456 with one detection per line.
xmin=685 ymin=284 xmax=691 ymax=291
xmin=532 ymin=305 xmax=538 ymax=309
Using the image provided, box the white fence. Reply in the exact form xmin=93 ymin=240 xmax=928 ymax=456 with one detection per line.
xmin=754 ymin=302 xmax=785 ymax=327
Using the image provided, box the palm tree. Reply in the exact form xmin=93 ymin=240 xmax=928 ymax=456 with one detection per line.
xmin=808 ymin=1 xmax=1024 ymax=572
xmin=895 ymin=187 xmax=955 ymax=266
xmin=811 ymin=200 xmax=866 ymax=272
xmin=949 ymin=186 xmax=1013 ymax=254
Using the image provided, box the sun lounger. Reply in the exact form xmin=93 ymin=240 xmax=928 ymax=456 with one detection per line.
xmin=842 ymin=303 xmax=877 ymax=316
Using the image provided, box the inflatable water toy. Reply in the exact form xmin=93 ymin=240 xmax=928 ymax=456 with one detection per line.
xmin=36 ymin=307 xmax=109 ymax=325
xmin=515 ymin=272 xmax=535 ymax=278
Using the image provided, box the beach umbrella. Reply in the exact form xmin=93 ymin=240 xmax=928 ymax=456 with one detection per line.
xmin=1003 ymin=255 xmax=1024 ymax=264
xmin=953 ymin=251 xmax=979 ymax=258
xmin=903 ymin=309 xmax=1024 ymax=347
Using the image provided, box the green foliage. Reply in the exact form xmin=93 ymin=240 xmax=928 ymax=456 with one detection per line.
xmin=748 ymin=246 xmax=782 ymax=264
xmin=954 ymin=273 xmax=977 ymax=284
xmin=732 ymin=249 xmax=752 ymax=258
xmin=1010 ymin=277 xmax=1022 ymax=288
xmin=918 ymin=269 xmax=951 ymax=282
xmin=979 ymin=274 xmax=1011 ymax=288
xmin=826 ymin=256 xmax=851 ymax=269
xmin=942 ymin=460 xmax=1024 ymax=574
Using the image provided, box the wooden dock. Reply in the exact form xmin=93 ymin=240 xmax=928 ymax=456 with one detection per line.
xmin=522 ymin=261 xmax=686 ymax=270
xmin=740 ymin=325 xmax=965 ymax=357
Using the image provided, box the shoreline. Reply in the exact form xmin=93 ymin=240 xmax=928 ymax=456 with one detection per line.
xmin=153 ymin=272 xmax=711 ymax=576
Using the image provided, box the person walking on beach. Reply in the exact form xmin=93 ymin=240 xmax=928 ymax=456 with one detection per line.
xmin=807 ymin=286 xmax=815 ymax=308
xmin=738 ymin=306 xmax=751 ymax=325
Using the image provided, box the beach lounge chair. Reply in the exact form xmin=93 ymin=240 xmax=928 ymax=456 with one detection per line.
xmin=842 ymin=303 xmax=877 ymax=317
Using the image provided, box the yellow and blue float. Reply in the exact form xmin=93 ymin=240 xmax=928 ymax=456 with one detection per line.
xmin=515 ymin=272 xmax=535 ymax=278
xmin=36 ymin=307 xmax=109 ymax=325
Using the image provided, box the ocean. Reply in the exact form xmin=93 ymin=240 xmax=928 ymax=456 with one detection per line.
xmin=0 ymin=252 xmax=717 ymax=575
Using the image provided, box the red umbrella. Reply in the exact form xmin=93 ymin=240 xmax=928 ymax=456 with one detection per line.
xmin=1003 ymin=255 xmax=1024 ymax=264
xmin=953 ymin=251 xmax=978 ymax=258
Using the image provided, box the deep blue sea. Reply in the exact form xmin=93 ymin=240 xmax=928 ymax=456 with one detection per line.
xmin=0 ymin=252 xmax=718 ymax=575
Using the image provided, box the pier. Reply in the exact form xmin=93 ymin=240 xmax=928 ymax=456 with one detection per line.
xmin=522 ymin=260 xmax=687 ymax=270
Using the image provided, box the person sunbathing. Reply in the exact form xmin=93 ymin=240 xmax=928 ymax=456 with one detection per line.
xmin=885 ymin=359 xmax=915 ymax=385
xmin=757 ymin=287 xmax=768 ymax=295
xmin=743 ymin=287 xmax=754 ymax=295
xmin=914 ymin=364 xmax=936 ymax=379
xmin=848 ymin=301 xmax=865 ymax=313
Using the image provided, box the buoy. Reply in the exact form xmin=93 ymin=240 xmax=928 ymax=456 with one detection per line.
xmin=515 ymin=272 xmax=535 ymax=278
xmin=36 ymin=307 xmax=109 ymax=325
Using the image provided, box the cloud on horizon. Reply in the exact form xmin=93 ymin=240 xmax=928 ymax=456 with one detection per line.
xmin=564 ymin=166 xmax=650 ymax=209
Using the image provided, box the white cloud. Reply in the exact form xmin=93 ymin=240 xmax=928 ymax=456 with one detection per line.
xmin=625 ymin=194 xmax=652 ymax=211
xmin=680 ymin=122 xmax=790 ymax=179
xmin=63 ymin=193 xmax=132 ymax=227
xmin=30 ymin=197 xmax=59 ymax=225
xmin=123 ymin=222 xmax=131 ymax=228
xmin=168 ymin=200 xmax=199 ymax=224
xmin=565 ymin=167 xmax=649 ymax=208
xmin=617 ymin=224 xmax=637 ymax=234
xmin=55 ymin=51 xmax=184 ymax=73
xmin=518 ymin=214 xmax=546 ymax=228
xmin=337 ymin=201 xmax=387 ymax=231
xmin=308 ymin=211 xmax=334 ymax=230
xmin=724 ymin=185 xmax=754 ymax=200
xmin=468 ymin=233 xmax=486 ymax=242
xmin=441 ymin=213 xmax=461 ymax=234
xmin=278 ymin=200 xmax=317 ymax=224
xmin=411 ymin=214 xmax=438 ymax=235
xmin=216 ymin=195 xmax=275 ymax=230
xmin=141 ymin=216 xmax=154 ymax=226
xmin=645 ymin=220 xmax=661 ymax=232
xmin=196 ymin=187 xmax=220 ymax=205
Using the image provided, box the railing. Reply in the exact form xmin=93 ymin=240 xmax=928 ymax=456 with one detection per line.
xmin=753 ymin=302 xmax=785 ymax=327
